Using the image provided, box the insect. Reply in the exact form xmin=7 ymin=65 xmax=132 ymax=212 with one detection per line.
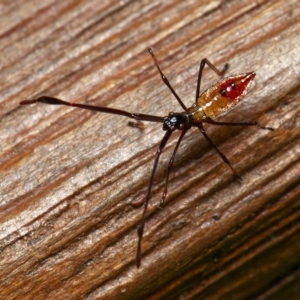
xmin=20 ymin=48 xmax=272 ymax=268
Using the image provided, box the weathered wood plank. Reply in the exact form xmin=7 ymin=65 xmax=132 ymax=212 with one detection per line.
xmin=0 ymin=1 xmax=299 ymax=299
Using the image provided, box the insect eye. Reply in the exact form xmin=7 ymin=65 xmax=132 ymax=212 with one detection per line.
xmin=230 ymin=82 xmax=237 ymax=89
xmin=220 ymin=89 xmax=227 ymax=97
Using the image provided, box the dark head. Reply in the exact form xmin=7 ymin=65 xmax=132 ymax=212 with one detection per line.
xmin=163 ymin=112 xmax=190 ymax=131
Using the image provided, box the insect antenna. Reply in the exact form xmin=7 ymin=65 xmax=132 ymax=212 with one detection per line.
xmin=20 ymin=96 xmax=165 ymax=123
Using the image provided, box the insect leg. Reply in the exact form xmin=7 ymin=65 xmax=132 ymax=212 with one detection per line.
xmin=132 ymin=129 xmax=188 ymax=209
xmin=160 ymin=129 xmax=187 ymax=207
xmin=136 ymin=129 xmax=172 ymax=268
xmin=197 ymin=123 xmax=242 ymax=181
xmin=148 ymin=48 xmax=187 ymax=111
xmin=202 ymin=118 xmax=274 ymax=131
xmin=195 ymin=59 xmax=228 ymax=101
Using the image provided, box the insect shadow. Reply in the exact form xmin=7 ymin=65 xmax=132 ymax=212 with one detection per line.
xmin=20 ymin=48 xmax=273 ymax=268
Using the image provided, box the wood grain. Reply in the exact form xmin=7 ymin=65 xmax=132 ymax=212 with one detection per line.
xmin=0 ymin=1 xmax=300 ymax=299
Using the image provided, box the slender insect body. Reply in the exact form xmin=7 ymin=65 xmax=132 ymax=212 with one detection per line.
xmin=162 ymin=72 xmax=256 ymax=131
xmin=20 ymin=48 xmax=272 ymax=268
xmin=189 ymin=72 xmax=256 ymax=120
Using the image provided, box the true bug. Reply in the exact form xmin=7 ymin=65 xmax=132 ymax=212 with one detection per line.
xmin=20 ymin=48 xmax=272 ymax=268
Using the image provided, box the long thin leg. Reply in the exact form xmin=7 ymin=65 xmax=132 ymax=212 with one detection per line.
xmin=197 ymin=123 xmax=242 ymax=181
xmin=132 ymin=129 xmax=187 ymax=209
xmin=20 ymin=96 xmax=164 ymax=124
xmin=202 ymin=118 xmax=274 ymax=131
xmin=195 ymin=59 xmax=228 ymax=102
xmin=160 ymin=129 xmax=187 ymax=207
xmin=136 ymin=129 xmax=172 ymax=268
xmin=148 ymin=48 xmax=187 ymax=111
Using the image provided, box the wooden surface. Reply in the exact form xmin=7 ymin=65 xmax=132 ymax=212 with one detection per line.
xmin=0 ymin=1 xmax=300 ymax=299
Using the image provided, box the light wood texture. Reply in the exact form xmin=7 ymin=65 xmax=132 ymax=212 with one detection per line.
xmin=0 ymin=1 xmax=300 ymax=299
